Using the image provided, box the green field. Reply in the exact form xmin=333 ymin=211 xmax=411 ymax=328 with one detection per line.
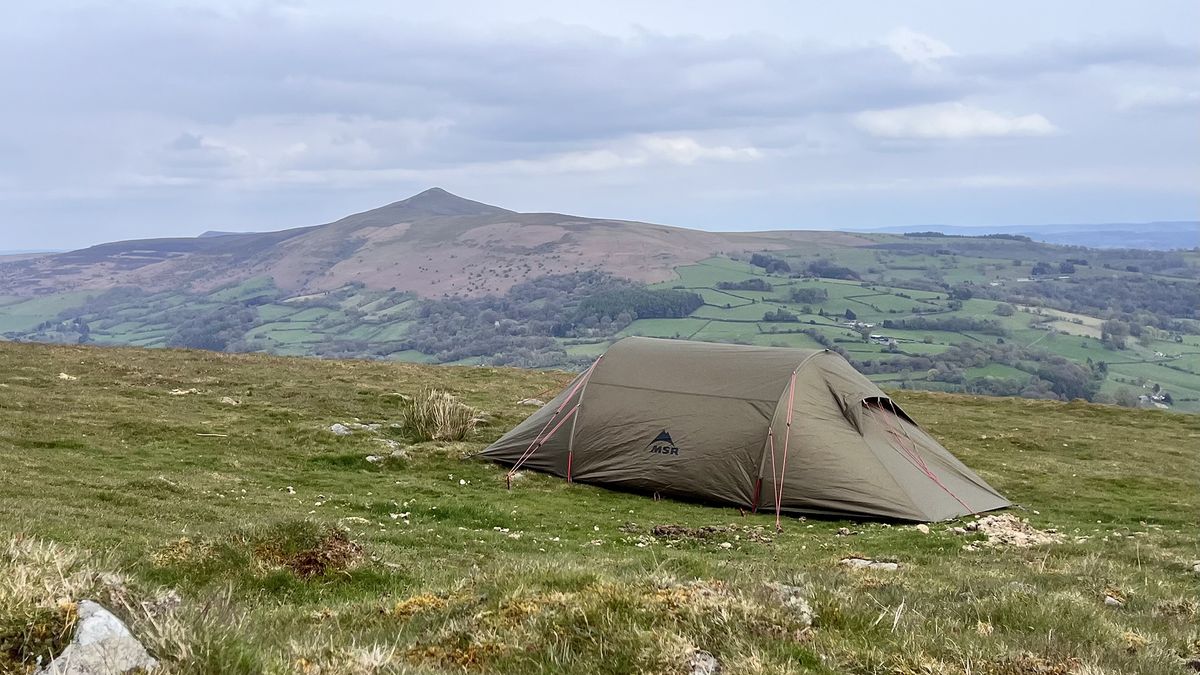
xmin=3 ymin=342 xmax=1199 ymax=674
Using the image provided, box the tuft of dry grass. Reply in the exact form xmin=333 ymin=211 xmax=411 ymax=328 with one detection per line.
xmin=0 ymin=537 xmax=113 ymax=671
xmin=395 ymin=388 xmax=486 ymax=442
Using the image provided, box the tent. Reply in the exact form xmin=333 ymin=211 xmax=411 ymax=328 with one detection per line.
xmin=482 ymin=337 xmax=1009 ymax=522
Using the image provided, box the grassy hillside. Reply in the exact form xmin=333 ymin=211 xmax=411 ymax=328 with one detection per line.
xmin=2 ymin=342 xmax=1198 ymax=674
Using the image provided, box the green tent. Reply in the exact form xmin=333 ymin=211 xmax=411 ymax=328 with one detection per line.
xmin=482 ymin=337 xmax=1009 ymax=522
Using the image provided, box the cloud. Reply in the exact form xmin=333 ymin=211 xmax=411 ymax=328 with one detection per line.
xmin=959 ymin=37 xmax=1200 ymax=79
xmin=0 ymin=3 xmax=1196 ymax=249
xmin=884 ymin=28 xmax=954 ymax=68
xmin=486 ymin=135 xmax=763 ymax=176
xmin=853 ymin=102 xmax=1057 ymax=140
xmin=1116 ymin=84 xmax=1200 ymax=111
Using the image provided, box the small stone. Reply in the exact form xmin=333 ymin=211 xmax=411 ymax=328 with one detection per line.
xmin=518 ymin=398 xmax=546 ymax=407
xmin=365 ymin=455 xmax=382 ymax=463
xmin=719 ymin=542 xmax=732 ymax=549
xmin=836 ymin=527 xmax=851 ymax=536
xmin=915 ymin=524 xmax=930 ymax=534
xmin=765 ymin=582 xmax=814 ymax=628
xmin=689 ymin=649 xmax=722 ymax=675
xmin=58 ymin=372 xmax=79 ymax=381
xmin=1104 ymin=595 xmax=1124 ymax=608
xmin=1191 ymin=561 xmax=1200 ymax=575
xmin=39 ymin=600 xmax=157 ymax=674
xmin=220 ymin=396 xmax=240 ymax=405
xmin=839 ymin=557 xmax=900 ymax=571
xmin=329 ymin=423 xmax=352 ymax=436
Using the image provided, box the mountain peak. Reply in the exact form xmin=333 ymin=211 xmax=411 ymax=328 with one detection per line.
xmin=388 ymin=187 xmax=513 ymax=217
xmin=325 ymin=188 xmax=515 ymax=231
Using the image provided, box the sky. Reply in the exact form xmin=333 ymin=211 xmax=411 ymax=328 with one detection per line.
xmin=1 ymin=1 xmax=1198 ymax=250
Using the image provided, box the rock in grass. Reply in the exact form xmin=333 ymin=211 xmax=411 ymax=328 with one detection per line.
xmin=689 ymin=650 xmax=721 ymax=675
xmin=38 ymin=600 xmax=157 ymax=674
xmin=1191 ymin=560 xmax=1200 ymax=575
xmin=765 ymin=582 xmax=814 ymax=628
xmin=518 ymin=398 xmax=545 ymax=406
xmin=840 ymin=557 xmax=900 ymax=571
xmin=329 ymin=423 xmax=352 ymax=436
xmin=1103 ymin=595 xmax=1124 ymax=608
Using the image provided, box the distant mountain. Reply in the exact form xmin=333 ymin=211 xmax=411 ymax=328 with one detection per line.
xmin=864 ymin=222 xmax=1198 ymax=250
xmin=198 ymin=230 xmax=250 ymax=238
xmin=0 ymin=187 xmax=872 ymax=298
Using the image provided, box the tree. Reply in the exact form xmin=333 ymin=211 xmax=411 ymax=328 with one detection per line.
xmin=1113 ymin=387 xmax=1139 ymax=408
xmin=790 ymin=287 xmax=829 ymax=304
xmin=762 ymin=309 xmax=799 ymax=322
xmin=948 ymin=284 xmax=974 ymax=301
xmin=993 ymin=303 xmax=1016 ymax=317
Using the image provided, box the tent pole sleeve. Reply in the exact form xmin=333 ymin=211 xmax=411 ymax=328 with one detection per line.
xmin=564 ymin=354 xmax=603 ymax=483
xmin=775 ymin=368 xmax=799 ymax=532
xmin=566 ymin=406 xmax=580 ymax=483
xmin=510 ymin=404 xmax=579 ymax=477
xmin=507 ymin=355 xmax=603 ymax=482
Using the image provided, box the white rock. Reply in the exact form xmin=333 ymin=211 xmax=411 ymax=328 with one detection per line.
xmin=38 ymin=600 xmax=157 ymax=675
xmin=765 ymin=582 xmax=814 ymax=628
xmin=1191 ymin=560 xmax=1200 ymax=575
xmin=689 ymin=650 xmax=722 ymax=675
xmin=915 ymin=524 xmax=930 ymax=534
xmin=329 ymin=423 xmax=352 ymax=436
xmin=836 ymin=527 xmax=851 ymax=536
xmin=365 ymin=455 xmax=382 ymax=464
xmin=840 ymin=557 xmax=900 ymax=571
xmin=518 ymin=398 xmax=546 ymax=407
xmin=220 ymin=396 xmax=240 ymax=405
xmin=1103 ymin=595 xmax=1124 ymax=608
xmin=58 ymin=373 xmax=79 ymax=381
xmin=718 ymin=542 xmax=733 ymax=549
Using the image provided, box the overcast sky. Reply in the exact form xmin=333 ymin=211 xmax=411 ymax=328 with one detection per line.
xmin=2 ymin=1 xmax=1198 ymax=250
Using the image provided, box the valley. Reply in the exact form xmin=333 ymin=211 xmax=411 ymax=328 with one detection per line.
xmin=2 ymin=190 xmax=1198 ymax=412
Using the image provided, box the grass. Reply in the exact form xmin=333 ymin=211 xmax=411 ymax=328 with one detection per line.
xmin=1 ymin=342 xmax=1199 ymax=673
xmin=396 ymin=388 xmax=486 ymax=441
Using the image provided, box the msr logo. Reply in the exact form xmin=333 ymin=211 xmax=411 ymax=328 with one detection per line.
xmin=647 ymin=430 xmax=680 ymax=456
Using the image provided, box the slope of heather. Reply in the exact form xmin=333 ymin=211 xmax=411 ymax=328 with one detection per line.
xmin=0 ymin=188 xmax=874 ymax=298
